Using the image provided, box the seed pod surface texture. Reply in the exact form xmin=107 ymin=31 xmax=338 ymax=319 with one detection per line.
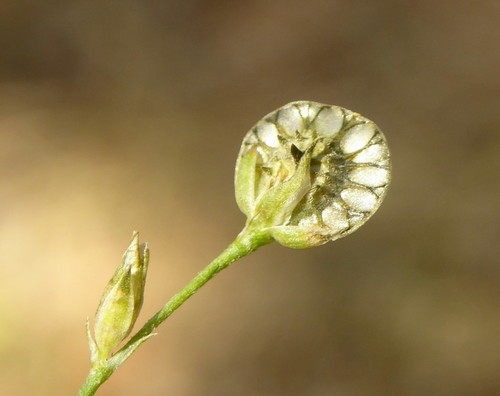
xmin=236 ymin=101 xmax=391 ymax=246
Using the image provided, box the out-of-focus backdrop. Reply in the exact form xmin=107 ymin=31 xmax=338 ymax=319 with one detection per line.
xmin=1 ymin=1 xmax=499 ymax=395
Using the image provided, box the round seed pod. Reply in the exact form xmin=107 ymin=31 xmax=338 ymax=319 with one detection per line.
xmin=235 ymin=101 xmax=391 ymax=248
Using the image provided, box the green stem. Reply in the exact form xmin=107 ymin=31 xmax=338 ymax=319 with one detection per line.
xmin=77 ymin=366 xmax=113 ymax=396
xmin=77 ymin=226 xmax=272 ymax=396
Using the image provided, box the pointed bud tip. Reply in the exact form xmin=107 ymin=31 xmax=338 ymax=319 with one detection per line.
xmin=130 ymin=231 xmax=139 ymax=245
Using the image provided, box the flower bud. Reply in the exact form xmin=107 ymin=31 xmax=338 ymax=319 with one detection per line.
xmin=92 ymin=232 xmax=149 ymax=360
xmin=235 ymin=101 xmax=391 ymax=248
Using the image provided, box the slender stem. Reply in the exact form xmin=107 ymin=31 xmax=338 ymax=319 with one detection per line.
xmin=126 ymin=227 xmax=270 ymax=346
xmin=77 ymin=366 xmax=113 ymax=396
xmin=77 ymin=227 xmax=272 ymax=396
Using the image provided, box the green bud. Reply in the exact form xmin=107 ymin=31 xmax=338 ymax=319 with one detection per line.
xmin=91 ymin=232 xmax=149 ymax=361
xmin=235 ymin=101 xmax=391 ymax=248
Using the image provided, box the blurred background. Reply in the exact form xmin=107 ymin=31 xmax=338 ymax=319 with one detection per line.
xmin=1 ymin=1 xmax=499 ymax=395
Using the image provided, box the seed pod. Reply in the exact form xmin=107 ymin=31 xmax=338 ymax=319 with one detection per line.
xmin=235 ymin=101 xmax=391 ymax=248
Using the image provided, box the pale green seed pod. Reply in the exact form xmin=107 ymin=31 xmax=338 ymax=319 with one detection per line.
xmin=235 ymin=101 xmax=391 ymax=248
xmin=92 ymin=232 xmax=149 ymax=360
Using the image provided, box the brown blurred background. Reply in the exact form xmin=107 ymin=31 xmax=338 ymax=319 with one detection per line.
xmin=1 ymin=1 xmax=499 ymax=395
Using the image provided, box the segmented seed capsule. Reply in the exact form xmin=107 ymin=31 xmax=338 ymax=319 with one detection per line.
xmin=235 ymin=101 xmax=391 ymax=248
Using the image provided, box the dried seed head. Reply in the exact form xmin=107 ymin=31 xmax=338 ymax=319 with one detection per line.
xmin=235 ymin=101 xmax=391 ymax=248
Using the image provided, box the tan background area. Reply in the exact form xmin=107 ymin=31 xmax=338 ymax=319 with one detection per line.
xmin=1 ymin=1 xmax=499 ymax=395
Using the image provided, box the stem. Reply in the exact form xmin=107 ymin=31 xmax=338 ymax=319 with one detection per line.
xmin=127 ymin=227 xmax=270 ymax=345
xmin=77 ymin=366 xmax=113 ymax=396
xmin=77 ymin=226 xmax=272 ymax=396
